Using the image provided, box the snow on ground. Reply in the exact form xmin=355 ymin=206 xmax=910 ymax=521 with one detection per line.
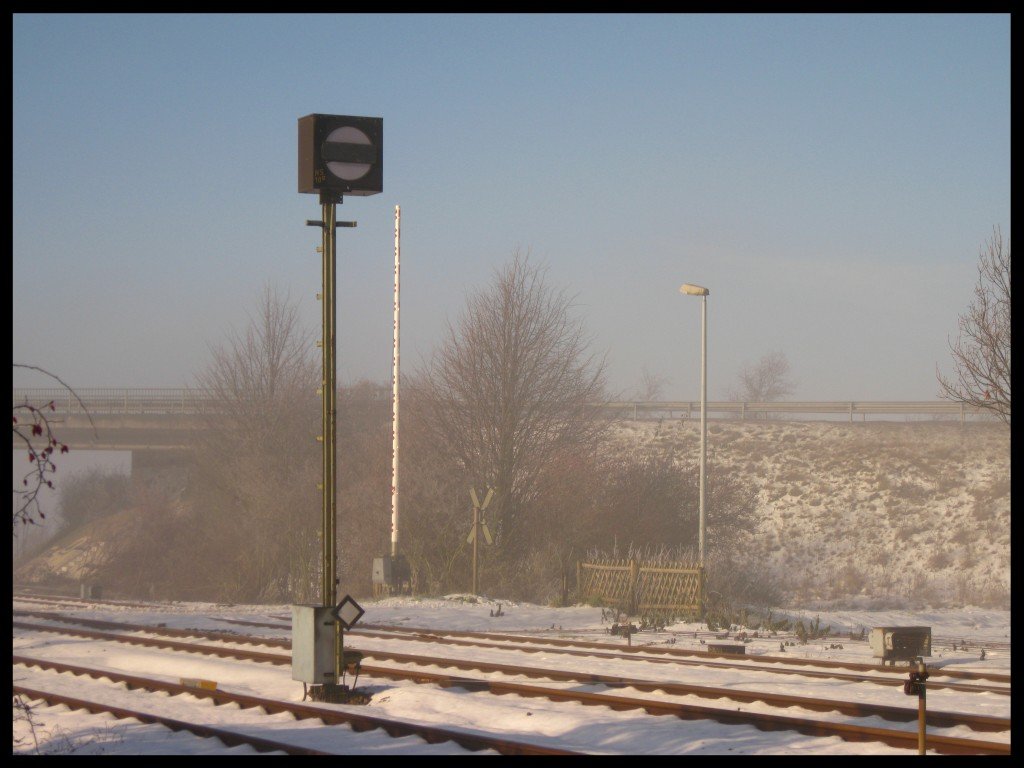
xmin=12 ymin=594 xmax=1011 ymax=755
xmin=608 ymin=419 xmax=1010 ymax=609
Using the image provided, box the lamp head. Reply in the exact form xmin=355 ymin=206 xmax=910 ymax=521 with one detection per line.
xmin=680 ymin=283 xmax=710 ymax=296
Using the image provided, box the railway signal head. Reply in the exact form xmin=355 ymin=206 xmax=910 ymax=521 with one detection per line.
xmin=298 ymin=114 xmax=383 ymax=197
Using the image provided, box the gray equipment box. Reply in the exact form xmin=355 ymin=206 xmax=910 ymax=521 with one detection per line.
xmin=80 ymin=584 xmax=102 ymax=599
xmin=372 ymin=555 xmax=410 ymax=585
xmin=291 ymin=605 xmax=337 ymax=684
xmin=869 ymin=626 xmax=931 ymax=664
xmin=372 ymin=556 xmax=392 ymax=584
xmin=707 ymin=643 xmax=746 ymax=655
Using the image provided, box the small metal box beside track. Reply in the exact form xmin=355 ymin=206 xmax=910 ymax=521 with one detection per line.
xmin=79 ymin=583 xmax=102 ymax=599
xmin=372 ymin=556 xmax=393 ymax=584
xmin=869 ymin=626 xmax=931 ymax=664
xmin=706 ymin=643 xmax=746 ymax=655
xmin=291 ymin=605 xmax=337 ymax=684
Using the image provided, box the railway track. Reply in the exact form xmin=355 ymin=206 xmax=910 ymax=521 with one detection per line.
xmin=352 ymin=623 xmax=1012 ymax=687
xmin=14 ymin=686 xmax=332 ymax=755
xmin=14 ymin=688 xmax=331 ymax=753
xmin=14 ymin=594 xmax=1010 ymax=687
xmin=13 ymin=617 xmax=1010 ymax=754
xmin=207 ymin=618 xmax=1015 ymax=685
xmin=15 ymin=591 xmax=1012 ymax=654
xmin=13 ymin=659 xmax=573 ymax=755
xmin=15 ymin=608 xmax=1007 ymax=694
xmin=13 ymin=592 xmax=178 ymax=612
xmin=14 ymin=591 xmax=1013 ymax=645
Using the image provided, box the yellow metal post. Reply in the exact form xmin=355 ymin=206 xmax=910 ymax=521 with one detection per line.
xmin=917 ymin=657 xmax=927 ymax=754
xmin=321 ymin=199 xmax=337 ymax=612
xmin=472 ymin=500 xmax=479 ymax=596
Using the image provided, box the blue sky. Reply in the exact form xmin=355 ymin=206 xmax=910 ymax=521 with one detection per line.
xmin=12 ymin=13 xmax=1010 ymax=401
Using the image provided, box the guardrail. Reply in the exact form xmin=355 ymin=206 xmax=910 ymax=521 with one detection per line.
xmin=12 ymin=388 xmax=211 ymax=415
xmin=601 ymin=400 xmax=982 ymax=422
xmin=12 ymin=388 xmax=983 ymax=422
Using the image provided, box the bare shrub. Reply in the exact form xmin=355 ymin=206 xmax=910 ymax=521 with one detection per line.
xmin=893 ymin=480 xmax=929 ymax=503
xmin=56 ymin=468 xmax=130 ymax=537
xmin=92 ymin=285 xmax=321 ymax=603
xmin=728 ymin=351 xmax=797 ymax=419
xmin=926 ymin=549 xmax=953 ymax=570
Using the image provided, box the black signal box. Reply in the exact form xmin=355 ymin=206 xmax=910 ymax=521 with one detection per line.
xmin=298 ymin=114 xmax=382 ymax=196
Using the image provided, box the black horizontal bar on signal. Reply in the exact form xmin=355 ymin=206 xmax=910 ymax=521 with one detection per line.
xmin=321 ymin=142 xmax=377 ymax=163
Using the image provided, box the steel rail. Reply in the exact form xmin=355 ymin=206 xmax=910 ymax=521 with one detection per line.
xmin=13 ymin=619 xmax=293 ymax=661
xmin=349 ymin=649 xmax=1011 ymax=732
xmin=13 ymin=653 xmax=1008 ymax=756
xmin=13 ymin=658 xmax=573 ymax=755
xmin=13 ymin=684 xmax=330 ymax=755
xmin=356 ymin=623 xmax=1013 ymax=686
xmin=17 ymin=596 xmax=1014 ymax=657
xmin=13 ymin=592 xmax=181 ymax=611
xmin=221 ymin=613 xmax=1015 ymax=667
xmin=13 ymin=619 xmax=1009 ymax=735
xmin=459 ymin=679 xmax=1010 ymax=755
xmin=14 ymin=609 xmax=1009 ymax=694
xmin=13 ymin=604 xmax=1010 ymax=689
xmin=15 ymin=594 xmax=1014 ymax=679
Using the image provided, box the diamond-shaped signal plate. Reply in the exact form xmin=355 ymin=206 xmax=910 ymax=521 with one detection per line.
xmin=333 ymin=594 xmax=365 ymax=630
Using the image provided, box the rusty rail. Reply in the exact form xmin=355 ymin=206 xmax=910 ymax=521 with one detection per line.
xmin=13 ymin=659 xmax=574 ymax=755
xmin=14 ymin=618 xmax=1009 ymax=751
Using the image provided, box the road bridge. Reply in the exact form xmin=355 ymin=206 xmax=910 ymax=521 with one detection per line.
xmin=13 ymin=388 xmax=985 ymax=454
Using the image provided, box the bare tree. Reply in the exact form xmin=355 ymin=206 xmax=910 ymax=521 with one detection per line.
xmin=635 ymin=366 xmax=670 ymax=401
xmin=189 ymin=284 xmax=323 ymax=602
xmin=730 ymin=351 xmax=795 ymax=415
xmin=196 ymin=285 xmax=319 ymax=448
xmin=937 ymin=226 xmax=1011 ymax=424
xmin=105 ymin=284 xmax=323 ymax=603
xmin=412 ymin=252 xmax=609 ymax=568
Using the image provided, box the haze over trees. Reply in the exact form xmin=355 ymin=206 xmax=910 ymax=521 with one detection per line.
xmin=57 ymin=469 xmax=130 ymax=537
xmin=15 ymin=268 xmax=768 ymax=612
xmin=937 ymin=226 xmax=1011 ymax=424
xmin=187 ymin=284 xmax=323 ymax=602
xmin=85 ymin=286 xmax=323 ymax=602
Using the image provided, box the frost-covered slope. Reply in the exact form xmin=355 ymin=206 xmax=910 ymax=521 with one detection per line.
xmin=607 ymin=418 xmax=1010 ymax=609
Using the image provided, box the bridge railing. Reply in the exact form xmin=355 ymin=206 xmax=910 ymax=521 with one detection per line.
xmin=600 ymin=400 xmax=979 ymax=421
xmin=12 ymin=388 xmax=212 ymax=416
xmin=12 ymin=388 xmax=983 ymax=421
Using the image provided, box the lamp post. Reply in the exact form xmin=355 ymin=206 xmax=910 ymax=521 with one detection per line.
xmin=679 ymin=283 xmax=709 ymax=574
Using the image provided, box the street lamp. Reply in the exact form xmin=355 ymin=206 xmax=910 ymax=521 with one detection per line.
xmin=679 ymin=283 xmax=709 ymax=572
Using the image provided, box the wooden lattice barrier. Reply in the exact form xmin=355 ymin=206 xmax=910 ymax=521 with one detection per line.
xmin=577 ymin=558 xmax=704 ymax=619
